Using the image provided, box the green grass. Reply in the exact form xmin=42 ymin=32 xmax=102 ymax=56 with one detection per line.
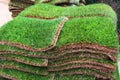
xmin=19 ymin=3 xmax=117 ymax=21
xmin=56 ymin=17 xmax=118 ymax=48
xmin=0 ymin=15 xmax=118 ymax=49
xmin=0 ymin=17 xmax=66 ymax=48
xmin=0 ymin=3 xmax=118 ymax=50
xmin=0 ymin=3 xmax=119 ymax=80
xmin=0 ymin=17 xmax=118 ymax=54
xmin=2 ymin=3 xmax=119 ymax=48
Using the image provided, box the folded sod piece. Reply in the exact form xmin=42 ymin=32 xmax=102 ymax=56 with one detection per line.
xmin=0 ymin=3 xmax=119 ymax=80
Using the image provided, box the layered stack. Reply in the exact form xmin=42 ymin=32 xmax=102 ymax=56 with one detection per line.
xmin=0 ymin=3 xmax=120 ymax=80
xmin=35 ymin=0 xmax=85 ymax=6
xmin=9 ymin=0 xmax=34 ymax=17
xmin=0 ymin=16 xmax=67 ymax=80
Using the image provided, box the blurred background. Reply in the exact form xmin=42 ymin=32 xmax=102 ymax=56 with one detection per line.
xmin=0 ymin=0 xmax=12 ymax=27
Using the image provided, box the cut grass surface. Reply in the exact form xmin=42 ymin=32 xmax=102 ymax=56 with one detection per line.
xmin=19 ymin=3 xmax=117 ymax=21
xmin=0 ymin=16 xmax=66 ymax=49
xmin=56 ymin=17 xmax=118 ymax=48
xmin=0 ymin=60 xmax=48 ymax=75
xmin=0 ymin=4 xmax=118 ymax=52
xmin=0 ymin=54 xmax=47 ymax=67
xmin=0 ymin=17 xmax=118 ymax=51
xmin=18 ymin=3 xmax=118 ymax=48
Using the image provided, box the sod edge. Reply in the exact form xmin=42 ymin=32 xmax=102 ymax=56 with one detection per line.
xmin=0 ymin=65 xmax=48 ymax=76
xmin=0 ymin=42 xmax=117 ymax=61
xmin=49 ymin=60 xmax=115 ymax=70
xmin=0 ymin=56 xmax=48 ymax=67
xmin=25 ymin=13 xmax=109 ymax=20
xmin=0 ymin=74 xmax=18 ymax=80
xmin=50 ymin=52 xmax=108 ymax=61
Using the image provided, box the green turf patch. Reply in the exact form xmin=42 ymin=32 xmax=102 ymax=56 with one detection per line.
xmin=0 ymin=17 xmax=118 ymax=51
xmin=19 ymin=3 xmax=116 ymax=21
xmin=56 ymin=17 xmax=118 ymax=48
xmin=18 ymin=4 xmax=118 ymax=49
xmin=0 ymin=16 xmax=67 ymax=51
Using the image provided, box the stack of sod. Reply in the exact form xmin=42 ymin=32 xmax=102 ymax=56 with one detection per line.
xmin=9 ymin=0 xmax=34 ymax=17
xmin=0 ymin=3 xmax=119 ymax=80
xmin=35 ymin=0 xmax=85 ymax=6
xmin=0 ymin=16 xmax=68 ymax=80
xmin=35 ymin=0 xmax=69 ymax=4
